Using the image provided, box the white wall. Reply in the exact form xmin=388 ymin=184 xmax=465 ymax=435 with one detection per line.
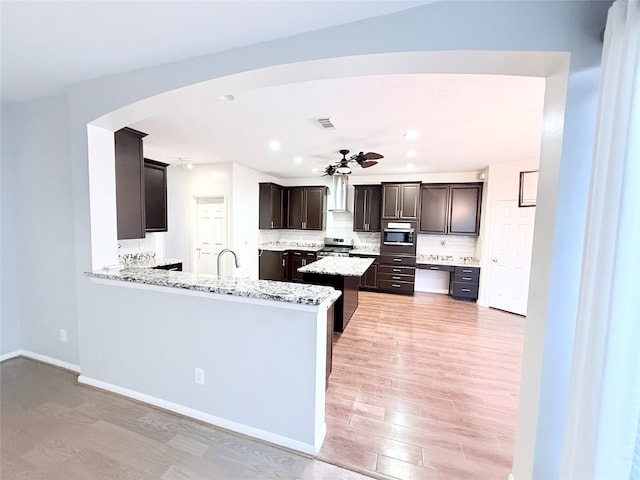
xmin=79 ymin=280 xmax=329 ymax=454
xmin=1 ymin=1 xmax=610 ymax=477
xmin=0 ymin=104 xmax=22 ymax=356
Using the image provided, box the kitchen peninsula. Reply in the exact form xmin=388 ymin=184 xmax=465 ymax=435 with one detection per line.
xmin=299 ymin=256 xmax=374 ymax=332
xmin=83 ymin=267 xmax=340 ymax=455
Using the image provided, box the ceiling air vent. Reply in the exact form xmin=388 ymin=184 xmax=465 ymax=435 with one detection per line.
xmin=317 ymin=117 xmax=336 ymax=130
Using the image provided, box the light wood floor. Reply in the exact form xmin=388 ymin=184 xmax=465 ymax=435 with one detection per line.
xmin=0 ymin=357 xmax=372 ymax=480
xmin=317 ymin=291 xmax=525 ymax=480
xmin=1 ymin=292 xmax=523 ymax=480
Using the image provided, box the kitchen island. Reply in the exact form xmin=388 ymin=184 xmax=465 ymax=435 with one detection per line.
xmin=298 ymin=256 xmax=374 ymax=333
xmin=83 ymin=267 xmax=340 ymax=455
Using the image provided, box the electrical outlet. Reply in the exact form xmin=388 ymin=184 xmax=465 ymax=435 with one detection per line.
xmin=59 ymin=329 xmax=67 ymax=342
xmin=194 ymin=368 xmax=205 ymax=385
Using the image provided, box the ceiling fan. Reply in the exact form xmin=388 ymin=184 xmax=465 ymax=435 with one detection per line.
xmin=323 ymin=149 xmax=383 ymax=176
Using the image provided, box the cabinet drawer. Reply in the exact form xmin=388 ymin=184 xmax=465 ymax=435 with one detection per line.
xmin=379 ymin=254 xmax=416 ymax=266
xmin=378 ymin=279 xmax=415 ymax=294
xmin=454 ymin=266 xmax=480 ymax=275
xmin=419 ymin=263 xmax=454 ymax=272
xmin=454 ymin=273 xmax=479 ymax=284
xmin=451 ymin=282 xmax=479 ymax=299
xmin=378 ymin=265 xmax=415 ymax=279
xmin=379 ymin=272 xmax=415 ymax=284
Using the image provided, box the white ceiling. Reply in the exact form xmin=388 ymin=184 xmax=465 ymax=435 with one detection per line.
xmin=1 ymin=1 xmax=545 ymax=179
xmin=131 ymin=72 xmax=545 ymax=177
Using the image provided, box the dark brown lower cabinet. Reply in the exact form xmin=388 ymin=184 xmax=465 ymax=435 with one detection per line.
xmin=302 ymin=272 xmax=360 ymax=333
xmin=349 ymin=254 xmax=379 ymax=291
xmin=449 ymin=266 xmax=480 ymax=300
xmin=258 ymin=250 xmax=287 ymax=281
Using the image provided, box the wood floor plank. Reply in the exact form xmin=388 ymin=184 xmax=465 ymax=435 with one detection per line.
xmin=318 ymin=291 xmax=524 ymax=479
xmin=1 ymin=357 xmax=374 ymax=480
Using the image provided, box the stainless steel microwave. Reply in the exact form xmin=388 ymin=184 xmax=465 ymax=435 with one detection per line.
xmin=383 ymin=224 xmax=415 ymax=246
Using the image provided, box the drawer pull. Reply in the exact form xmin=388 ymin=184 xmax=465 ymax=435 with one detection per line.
xmin=393 ymin=269 xmax=401 ymax=272
xmin=392 ymin=276 xmax=401 ymax=280
xmin=462 ymin=288 xmax=471 ymax=292
xmin=294 ymin=252 xmax=301 ymax=255
xmin=462 ymin=269 xmax=472 ymax=273
xmin=430 ymin=266 xmax=440 ymax=270
xmin=392 ymin=284 xmax=401 ymax=288
xmin=393 ymin=258 xmax=402 ymax=262
xmin=462 ymin=277 xmax=472 ymax=281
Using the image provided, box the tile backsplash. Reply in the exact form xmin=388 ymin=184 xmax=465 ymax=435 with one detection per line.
xmin=416 ymin=234 xmax=478 ymax=258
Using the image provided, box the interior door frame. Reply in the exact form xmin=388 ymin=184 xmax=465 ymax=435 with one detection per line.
xmin=191 ymin=195 xmax=228 ymax=274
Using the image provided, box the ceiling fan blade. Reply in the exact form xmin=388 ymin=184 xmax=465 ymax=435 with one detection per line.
xmin=362 ymin=152 xmax=383 ymax=160
xmin=360 ymin=160 xmax=378 ymax=168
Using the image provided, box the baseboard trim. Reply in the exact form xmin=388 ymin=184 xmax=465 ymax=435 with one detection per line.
xmin=0 ymin=350 xmax=21 ymax=362
xmin=7 ymin=350 xmax=81 ymax=373
xmin=77 ymin=375 xmax=320 ymax=456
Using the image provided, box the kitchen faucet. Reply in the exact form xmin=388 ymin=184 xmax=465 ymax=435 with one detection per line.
xmin=217 ymin=248 xmax=241 ymax=277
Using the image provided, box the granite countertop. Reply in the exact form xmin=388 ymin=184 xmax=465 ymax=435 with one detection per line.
xmin=86 ymin=268 xmax=341 ymax=306
xmin=297 ymin=257 xmax=375 ymax=277
xmin=416 ymin=254 xmax=481 ymax=268
xmin=119 ymin=257 xmax=184 ymax=269
xmin=258 ymin=242 xmax=323 ymax=253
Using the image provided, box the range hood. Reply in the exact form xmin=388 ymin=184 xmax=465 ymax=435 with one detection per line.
xmin=329 ymin=175 xmax=349 ymax=212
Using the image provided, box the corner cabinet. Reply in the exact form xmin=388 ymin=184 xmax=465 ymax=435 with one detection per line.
xmin=353 ymin=185 xmax=381 ymax=232
xmin=259 ymin=183 xmax=284 ymax=229
xmin=381 ymin=182 xmax=421 ymax=220
xmin=115 ymin=127 xmax=147 ymax=240
xmin=286 ymin=186 xmax=327 ymax=230
xmin=419 ymin=183 xmax=483 ymax=236
xmin=144 ymin=159 xmax=168 ymax=232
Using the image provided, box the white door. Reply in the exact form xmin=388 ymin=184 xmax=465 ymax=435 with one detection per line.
xmin=488 ymin=200 xmax=536 ymax=316
xmin=194 ymin=197 xmax=226 ymax=275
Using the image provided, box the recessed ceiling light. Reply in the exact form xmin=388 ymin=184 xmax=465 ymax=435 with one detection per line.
xmin=404 ymin=130 xmax=419 ymax=140
xmin=405 ymin=150 xmax=417 ymax=158
xmin=268 ymin=140 xmax=281 ymax=151
xmin=218 ymin=94 xmax=235 ymax=102
xmin=293 ymin=157 xmax=303 ymax=164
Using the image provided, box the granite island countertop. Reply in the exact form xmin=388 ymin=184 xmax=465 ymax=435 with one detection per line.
xmin=86 ymin=268 xmax=341 ymax=306
xmin=120 ymin=257 xmax=184 ymax=269
xmin=297 ymin=257 xmax=375 ymax=277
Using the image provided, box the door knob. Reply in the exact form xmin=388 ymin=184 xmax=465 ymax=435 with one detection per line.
xmin=492 ymin=258 xmax=498 ymax=262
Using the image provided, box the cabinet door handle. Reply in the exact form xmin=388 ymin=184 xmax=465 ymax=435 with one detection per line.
xmin=282 ymin=259 xmax=285 ymax=267
xmin=393 ymin=258 xmax=402 ymax=262
xmin=271 ymin=220 xmax=274 ymax=229
xmin=392 ymin=284 xmax=401 ymax=288
xmin=462 ymin=288 xmax=471 ymax=292
xmin=302 ymin=259 xmax=306 ymax=266
xmin=430 ymin=266 xmax=440 ymax=270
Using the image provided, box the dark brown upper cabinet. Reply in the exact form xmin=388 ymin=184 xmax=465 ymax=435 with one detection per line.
xmin=115 ymin=127 xmax=147 ymax=240
xmin=419 ymin=185 xmax=449 ymax=234
xmin=381 ymin=182 xmax=421 ymax=220
xmin=144 ymin=159 xmax=168 ymax=232
xmin=287 ymin=186 xmax=327 ymax=230
xmin=419 ymin=183 xmax=483 ymax=236
xmin=259 ymin=182 xmax=284 ymax=229
xmin=449 ymin=184 xmax=482 ymax=235
xmin=353 ymin=185 xmax=381 ymax=232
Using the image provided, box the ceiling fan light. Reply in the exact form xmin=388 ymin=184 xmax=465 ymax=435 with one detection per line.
xmin=336 ymin=166 xmax=351 ymax=174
